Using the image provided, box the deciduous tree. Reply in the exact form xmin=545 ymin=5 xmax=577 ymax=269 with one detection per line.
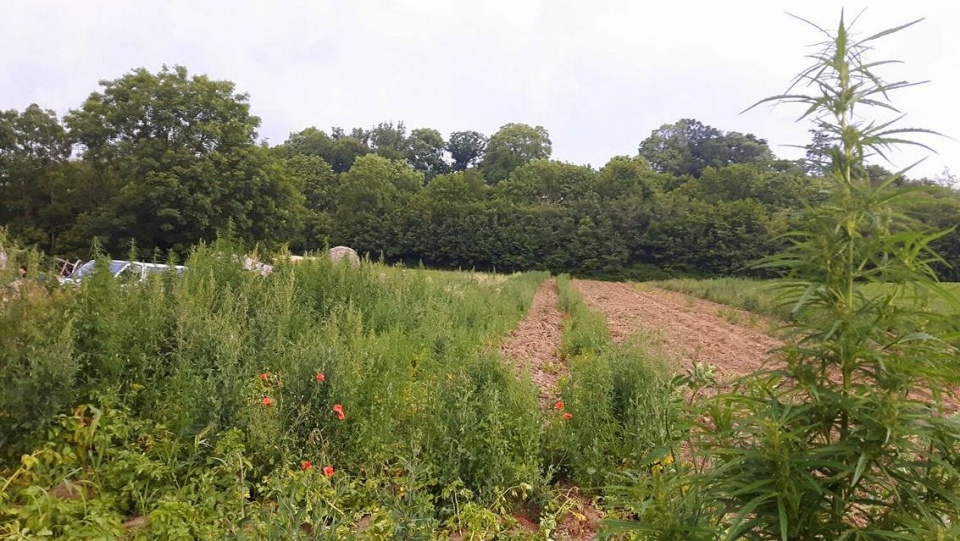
xmin=447 ymin=130 xmax=487 ymax=171
xmin=638 ymin=118 xmax=773 ymax=177
xmin=66 ymin=65 xmax=303 ymax=254
xmin=480 ymin=123 xmax=551 ymax=184
xmin=405 ymin=127 xmax=447 ymax=179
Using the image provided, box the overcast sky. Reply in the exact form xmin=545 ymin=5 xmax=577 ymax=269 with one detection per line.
xmin=2 ymin=1 xmax=958 ymax=179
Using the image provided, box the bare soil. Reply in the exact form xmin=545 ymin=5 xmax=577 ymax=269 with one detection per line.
xmin=571 ymin=280 xmax=783 ymax=382
xmin=553 ymin=486 xmax=603 ymax=541
xmin=498 ymin=278 xmax=960 ymax=541
xmin=499 ymin=278 xmax=567 ymax=408
xmin=498 ymin=278 xmax=788 ymax=541
xmin=499 ymin=279 xmax=605 ymax=540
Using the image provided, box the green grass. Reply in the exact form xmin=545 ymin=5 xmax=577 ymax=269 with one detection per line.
xmin=647 ymin=277 xmax=787 ymax=319
xmin=649 ymin=277 xmax=960 ymax=321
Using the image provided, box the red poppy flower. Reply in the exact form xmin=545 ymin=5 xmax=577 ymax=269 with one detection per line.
xmin=301 ymin=460 xmax=312 ymax=470
xmin=261 ymin=397 xmax=274 ymax=406
xmin=315 ymin=372 xmax=325 ymax=382
xmin=259 ymin=373 xmax=269 ymax=381
xmin=332 ymin=404 xmax=344 ymax=420
xmin=563 ymin=412 xmax=573 ymax=420
xmin=323 ymin=465 xmax=334 ymax=477
xmin=554 ymin=400 xmax=565 ymax=410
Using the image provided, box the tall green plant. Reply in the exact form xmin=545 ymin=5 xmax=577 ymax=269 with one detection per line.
xmin=607 ymin=12 xmax=960 ymax=541
xmin=715 ymin=13 xmax=960 ymax=540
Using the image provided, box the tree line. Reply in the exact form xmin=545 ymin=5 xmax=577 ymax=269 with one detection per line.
xmin=2 ymin=65 xmax=958 ymax=279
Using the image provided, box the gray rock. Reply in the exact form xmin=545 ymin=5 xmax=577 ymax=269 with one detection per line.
xmin=329 ymin=246 xmax=360 ymax=266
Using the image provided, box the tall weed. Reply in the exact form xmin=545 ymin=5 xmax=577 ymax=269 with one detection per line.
xmin=550 ymin=276 xmax=682 ymax=489
xmin=612 ymin=13 xmax=960 ymax=540
xmin=0 ymin=239 xmax=551 ymax=535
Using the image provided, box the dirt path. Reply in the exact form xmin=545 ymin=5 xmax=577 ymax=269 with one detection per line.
xmin=500 ymin=278 xmax=567 ymax=407
xmin=571 ymin=280 xmax=783 ymax=381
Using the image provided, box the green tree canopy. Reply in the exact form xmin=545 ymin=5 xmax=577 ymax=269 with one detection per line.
xmin=333 ymin=154 xmax=424 ymax=255
xmin=405 ymin=127 xmax=448 ymax=179
xmin=65 ymin=65 xmax=302 ymax=255
xmin=480 ymin=123 xmax=552 ymax=184
xmin=368 ymin=121 xmax=408 ymax=161
xmin=423 ymin=169 xmax=488 ymax=203
xmin=638 ymin=118 xmax=773 ymax=177
xmin=0 ymin=104 xmax=74 ymax=250
xmin=283 ymin=127 xmax=370 ymax=173
xmin=285 ymin=154 xmax=337 ymax=213
xmin=336 ymin=154 xmax=423 ymax=212
xmin=497 ymin=160 xmax=595 ymax=205
xmin=593 ymin=155 xmax=661 ymax=201
xmin=447 ymin=130 xmax=487 ymax=171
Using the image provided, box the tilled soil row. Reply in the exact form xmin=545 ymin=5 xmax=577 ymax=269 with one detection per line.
xmin=498 ymin=279 xmax=601 ymax=540
xmin=499 ymin=277 xmax=788 ymax=540
xmin=499 ymin=278 xmax=567 ymax=408
xmin=571 ymin=280 xmax=783 ymax=381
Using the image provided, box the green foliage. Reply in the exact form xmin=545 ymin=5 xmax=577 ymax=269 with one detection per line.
xmin=641 ymin=193 xmax=777 ymax=275
xmin=638 ymin=118 xmax=774 ymax=178
xmin=594 ymin=155 xmax=661 ymax=201
xmin=283 ymin=126 xmax=371 ymax=173
xmin=497 ymin=160 xmax=596 ymax=206
xmin=4 ymin=63 xmax=959 ymax=281
xmin=480 ymin=123 xmax=552 ymax=184
xmin=368 ymin=121 xmax=409 ymax=161
xmin=423 ymin=170 xmax=489 ymax=203
xmin=447 ymin=130 xmax=488 ymax=172
xmin=0 ymin=242 xmax=562 ymax=536
xmin=651 ymin=277 xmax=788 ymax=320
xmin=63 ymin=65 xmax=304 ymax=256
xmin=899 ymin=183 xmax=960 ymax=281
xmin=653 ymin=278 xmax=959 ymax=326
xmin=555 ymin=274 xmax=608 ymax=359
xmin=405 ymin=127 xmax=448 ymax=179
xmin=550 ymin=276 xmax=683 ymax=489
xmin=616 ymin=12 xmax=960 ymax=540
xmin=0 ymin=105 xmax=74 ymax=252
xmin=284 ymin=154 xmax=339 ymax=251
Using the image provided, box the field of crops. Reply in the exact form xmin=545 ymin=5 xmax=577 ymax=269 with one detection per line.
xmin=4 ymin=241 xmax=960 ymax=539
xmin=0 ymin=243 xmax=680 ymax=540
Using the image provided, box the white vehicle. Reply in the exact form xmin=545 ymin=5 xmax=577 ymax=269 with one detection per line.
xmin=62 ymin=260 xmax=186 ymax=284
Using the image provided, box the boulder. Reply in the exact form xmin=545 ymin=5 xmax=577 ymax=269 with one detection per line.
xmin=329 ymin=246 xmax=360 ymax=266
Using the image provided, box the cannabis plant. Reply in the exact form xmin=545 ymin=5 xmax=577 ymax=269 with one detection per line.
xmin=715 ymin=13 xmax=960 ymax=540
xmin=606 ymin=12 xmax=960 ymax=541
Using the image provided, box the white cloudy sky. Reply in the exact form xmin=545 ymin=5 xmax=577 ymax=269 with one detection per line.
xmin=2 ymin=0 xmax=958 ymax=178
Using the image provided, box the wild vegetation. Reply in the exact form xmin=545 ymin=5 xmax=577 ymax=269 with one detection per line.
xmin=652 ymin=277 xmax=960 ymax=325
xmin=0 ymin=237 xmax=687 ymax=539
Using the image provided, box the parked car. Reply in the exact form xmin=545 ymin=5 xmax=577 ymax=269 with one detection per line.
xmin=61 ymin=260 xmax=186 ymax=285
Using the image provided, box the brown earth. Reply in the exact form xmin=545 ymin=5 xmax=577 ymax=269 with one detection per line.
xmin=497 ymin=278 xmax=789 ymax=541
xmin=571 ymin=280 xmax=783 ymax=382
xmin=499 ymin=278 xmax=604 ymax=541
xmin=498 ymin=278 xmax=958 ymax=540
xmin=499 ymin=278 xmax=567 ymax=408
